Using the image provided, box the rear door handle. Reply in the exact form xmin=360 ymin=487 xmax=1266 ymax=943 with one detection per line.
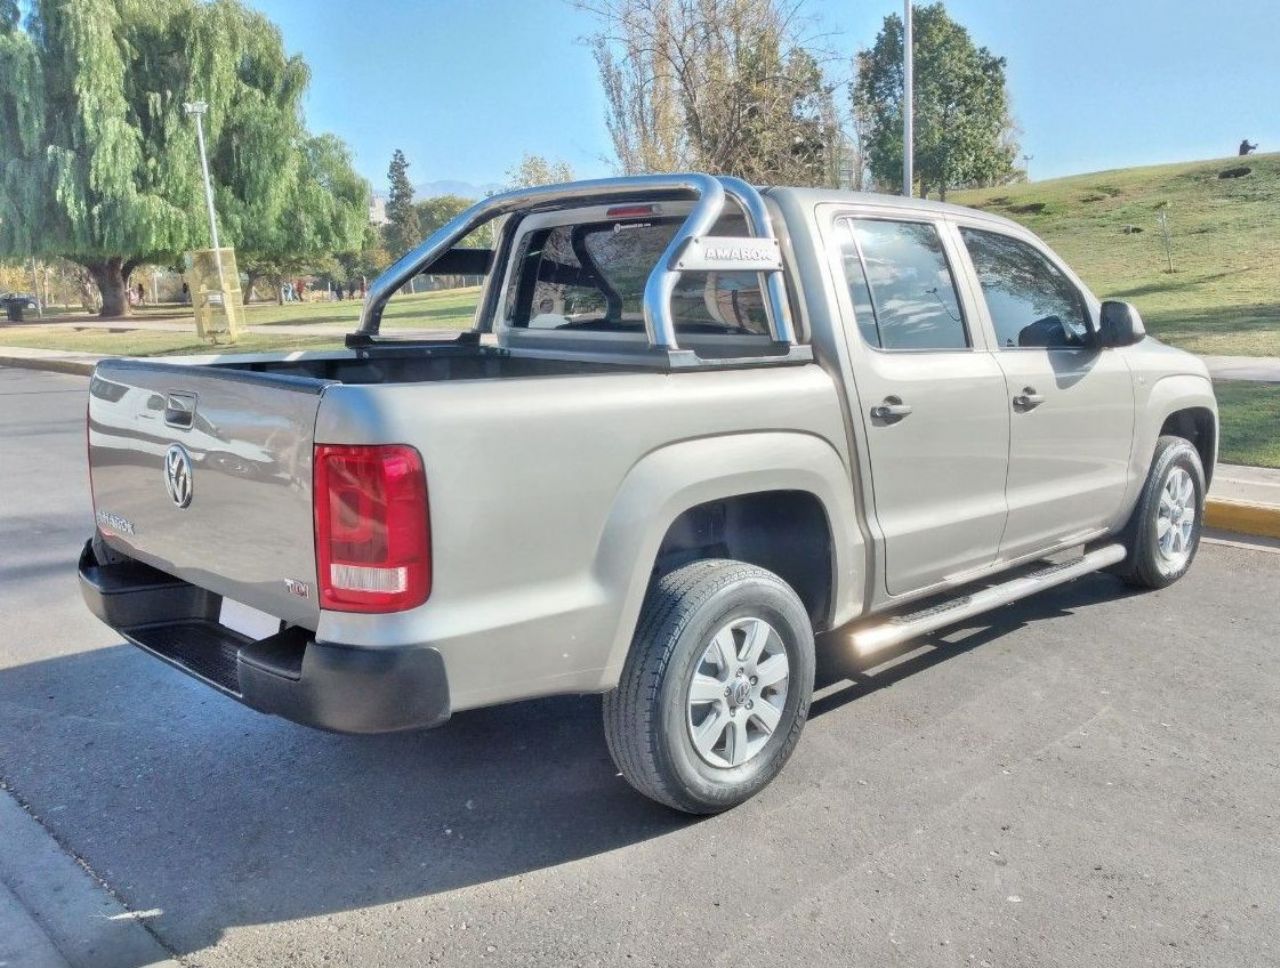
xmin=870 ymin=397 xmax=913 ymax=421
xmin=1012 ymin=387 xmax=1045 ymax=410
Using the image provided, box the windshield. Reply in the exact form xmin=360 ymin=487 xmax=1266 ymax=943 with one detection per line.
xmin=503 ymin=214 xmax=769 ymax=337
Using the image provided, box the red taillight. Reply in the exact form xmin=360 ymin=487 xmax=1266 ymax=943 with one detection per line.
xmin=313 ymin=444 xmax=430 ymax=612
xmin=606 ymin=204 xmax=660 ymax=219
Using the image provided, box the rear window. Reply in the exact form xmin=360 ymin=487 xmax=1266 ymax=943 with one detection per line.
xmin=503 ymin=215 xmax=769 ymax=338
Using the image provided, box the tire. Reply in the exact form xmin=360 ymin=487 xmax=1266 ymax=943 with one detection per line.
xmin=1112 ymin=435 xmax=1205 ymax=589
xmin=603 ymin=559 xmax=815 ymax=814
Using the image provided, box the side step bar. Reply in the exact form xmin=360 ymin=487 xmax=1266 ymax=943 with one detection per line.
xmin=851 ymin=543 xmax=1127 ymax=657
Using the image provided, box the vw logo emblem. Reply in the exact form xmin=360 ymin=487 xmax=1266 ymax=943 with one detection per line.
xmin=164 ymin=443 xmax=193 ymax=508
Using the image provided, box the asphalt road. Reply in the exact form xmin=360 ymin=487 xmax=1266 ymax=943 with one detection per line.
xmin=1 ymin=365 xmax=1278 ymax=968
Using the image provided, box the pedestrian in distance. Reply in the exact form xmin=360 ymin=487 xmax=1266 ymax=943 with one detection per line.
xmin=1239 ymin=138 xmax=1258 ymax=156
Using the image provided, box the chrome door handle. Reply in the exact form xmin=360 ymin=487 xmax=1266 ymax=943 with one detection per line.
xmin=870 ymin=398 xmax=913 ymax=420
xmin=1012 ymin=387 xmax=1045 ymax=410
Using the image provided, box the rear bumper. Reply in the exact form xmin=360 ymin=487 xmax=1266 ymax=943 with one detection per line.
xmin=77 ymin=541 xmax=451 ymax=733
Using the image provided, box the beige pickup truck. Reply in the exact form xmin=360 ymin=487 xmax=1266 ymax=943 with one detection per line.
xmin=81 ymin=174 xmax=1216 ymax=813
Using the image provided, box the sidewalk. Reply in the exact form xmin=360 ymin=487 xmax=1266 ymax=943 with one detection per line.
xmin=1202 ymin=355 xmax=1280 ymax=383
xmin=0 ymin=789 xmax=179 ymax=968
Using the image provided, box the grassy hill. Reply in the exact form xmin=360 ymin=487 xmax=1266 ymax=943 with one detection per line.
xmin=954 ymin=153 xmax=1280 ymax=357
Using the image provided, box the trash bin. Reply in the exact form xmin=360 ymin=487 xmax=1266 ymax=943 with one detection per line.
xmin=3 ymin=298 xmax=23 ymax=322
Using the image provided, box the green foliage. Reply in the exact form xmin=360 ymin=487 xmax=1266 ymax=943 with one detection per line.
xmin=0 ymin=0 xmax=368 ymax=314
xmin=854 ymin=3 xmax=1017 ymax=198
xmin=383 ymin=148 xmax=420 ymax=256
xmin=955 ymin=153 xmax=1280 ymax=356
xmin=505 ymin=153 xmax=575 ymax=189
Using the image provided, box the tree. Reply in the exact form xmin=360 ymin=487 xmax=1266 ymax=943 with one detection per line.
xmin=415 ymin=194 xmax=475 ymax=236
xmin=581 ymin=0 xmax=843 ymax=186
xmin=853 ymin=3 xmax=1017 ymax=199
xmin=0 ymin=0 xmax=367 ymax=316
xmin=383 ymin=149 xmax=420 ymax=256
xmin=237 ymin=134 xmax=369 ymax=303
xmin=505 ymin=154 xmax=575 ymax=189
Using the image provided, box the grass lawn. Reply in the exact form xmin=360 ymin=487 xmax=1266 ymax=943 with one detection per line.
xmin=0 ymin=326 xmax=344 ymax=357
xmin=0 ymin=287 xmax=480 ymax=356
xmin=1214 ymin=381 xmax=1280 ymax=469
xmin=239 ymin=286 xmax=481 ymax=330
xmin=954 ymin=153 xmax=1280 ymax=357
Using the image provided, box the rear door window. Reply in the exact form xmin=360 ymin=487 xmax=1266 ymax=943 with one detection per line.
xmin=838 ymin=218 xmax=969 ymax=351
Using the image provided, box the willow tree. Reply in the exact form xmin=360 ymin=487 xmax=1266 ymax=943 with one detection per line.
xmin=0 ymin=0 xmax=367 ymax=315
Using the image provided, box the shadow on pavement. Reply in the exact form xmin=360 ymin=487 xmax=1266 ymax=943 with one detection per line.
xmin=0 ymin=568 xmax=1133 ymax=963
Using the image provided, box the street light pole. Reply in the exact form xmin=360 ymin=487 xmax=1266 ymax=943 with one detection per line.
xmin=183 ymin=100 xmax=226 ymax=296
xmin=902 ymin=0 xmax=914 ymax=198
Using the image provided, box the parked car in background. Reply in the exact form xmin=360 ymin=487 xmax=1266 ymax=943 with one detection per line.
xmin=80 ymin=174 xmax=1217 ymax=813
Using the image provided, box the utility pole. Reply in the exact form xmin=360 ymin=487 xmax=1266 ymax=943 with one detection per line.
xmin=1022 ymin=153 xmax=1034 ymax=181
xmin=183 ymin=100 xmax=227 ymax=297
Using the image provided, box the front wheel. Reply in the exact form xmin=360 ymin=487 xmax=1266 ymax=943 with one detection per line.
xmin=603 ymin=559 xmax=815 ymax=814
xmin=1113 ymin=435 xmax=1206 ymax=589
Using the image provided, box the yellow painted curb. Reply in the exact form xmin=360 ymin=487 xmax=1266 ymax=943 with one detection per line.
xmin=1205 ymin=498 xmax=1280 ymax=541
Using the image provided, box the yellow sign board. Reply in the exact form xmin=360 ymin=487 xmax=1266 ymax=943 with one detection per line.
xmin=185 ymin=247 xmax=242 ymax=340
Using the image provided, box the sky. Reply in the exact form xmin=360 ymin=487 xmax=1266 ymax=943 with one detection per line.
xmin=251 ymin=0 xmax=1280 ymax=194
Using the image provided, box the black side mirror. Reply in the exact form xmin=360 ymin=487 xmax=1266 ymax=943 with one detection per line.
xmin=1098 ymin=300 xmax=1146 ymax=348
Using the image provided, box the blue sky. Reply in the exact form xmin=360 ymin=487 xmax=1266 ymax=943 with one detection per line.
xmin=252 ymin=0 xmax=1280 ymax=194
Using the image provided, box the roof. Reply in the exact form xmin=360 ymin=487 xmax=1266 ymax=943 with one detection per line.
xmin=764 ymin=185 xmax=1025 ymax=231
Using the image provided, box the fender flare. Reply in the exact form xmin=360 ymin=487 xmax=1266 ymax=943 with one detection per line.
xmin=1114 ymin=373 xmax=1218 ymax=528
xmin=589 ymin=430 xmax=863 ymax=688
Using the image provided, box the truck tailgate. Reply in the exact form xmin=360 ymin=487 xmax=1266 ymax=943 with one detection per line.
xmin=88 ymin=359 xmax=330 ymax=629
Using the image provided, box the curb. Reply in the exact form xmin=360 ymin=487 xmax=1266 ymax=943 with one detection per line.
xmin=1205 ymin=498 xmax=1280 ymax=541
xmin=0 ymin=355 xmax=96 ymax=376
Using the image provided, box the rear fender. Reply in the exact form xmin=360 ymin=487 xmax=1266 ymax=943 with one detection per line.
xmin=591 ymin=431 xmax=862 ymax=689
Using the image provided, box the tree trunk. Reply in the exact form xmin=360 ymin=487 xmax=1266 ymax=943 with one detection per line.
xmin=243 ymin=273 xmax=258 ymax=305
xmin=85 ymin=257 xmax=130 ymax=317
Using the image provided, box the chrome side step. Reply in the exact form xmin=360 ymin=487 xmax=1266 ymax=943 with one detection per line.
xmin=851 ymin=543 xmax=1127 ymax=657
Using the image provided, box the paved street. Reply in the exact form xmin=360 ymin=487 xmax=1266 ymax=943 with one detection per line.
xmin=1 ymin=365 xmax=1278 ymax=968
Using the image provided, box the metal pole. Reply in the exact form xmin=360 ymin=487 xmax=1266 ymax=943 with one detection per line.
xmin=29 ymin=257 xmax=43 ymax=318
xmin=902 ymin=0 xmax=914 ymax=198
xmin=185 ymin=102 xmax=227 ymax=296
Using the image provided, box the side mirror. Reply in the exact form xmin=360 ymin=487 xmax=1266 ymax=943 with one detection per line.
xmin=1098 ymin=300 xmax=1146 ymax=348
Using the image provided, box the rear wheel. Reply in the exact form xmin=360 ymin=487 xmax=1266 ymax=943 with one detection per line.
xmin=1113 ymin=435 xmax=1205 ymax=589
xmin=603 ymin=559 xmax=815 ymax=814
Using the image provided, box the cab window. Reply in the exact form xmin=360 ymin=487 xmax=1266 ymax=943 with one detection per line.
xmin=838 ymin=218 xmax=969 ymax=351
xmin=959 ymin=227 xmax=1091 ymax=349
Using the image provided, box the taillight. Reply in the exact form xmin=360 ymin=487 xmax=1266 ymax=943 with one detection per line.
xmin=313 ymin=444 xmax=430 ymax=612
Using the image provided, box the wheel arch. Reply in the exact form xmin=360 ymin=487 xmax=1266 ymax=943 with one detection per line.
xmin=591 ymin=431 xmax=863 ymax=690
xmin=1113 ymin=374 xmax=1219 ymax=532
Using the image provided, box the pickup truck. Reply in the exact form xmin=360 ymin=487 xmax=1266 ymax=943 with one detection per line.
xmin=81 ymin=174 xmax=1217 ymax=813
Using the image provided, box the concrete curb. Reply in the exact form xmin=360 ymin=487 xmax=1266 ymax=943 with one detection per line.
xmin=0 ymin=788 xmax=181 ymax=968
xmin=0 ymin=355 xmax=96 ymax=376
xmin=1205 ymin=498 xmax=1280 ymax=541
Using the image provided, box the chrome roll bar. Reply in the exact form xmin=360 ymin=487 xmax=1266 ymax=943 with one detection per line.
xmin=356 ymin=173 xmax=796 ymax=351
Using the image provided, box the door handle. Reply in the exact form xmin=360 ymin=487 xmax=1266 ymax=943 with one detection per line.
xmin=870 ymin=397 xmax=913 ymax=421
xmin=1012 ymin=387 xmax=1045 ymax=410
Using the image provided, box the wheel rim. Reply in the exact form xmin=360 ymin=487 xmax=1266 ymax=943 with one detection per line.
xmin=686 ymin=616 xmax=790 ymax=769
xmin=1156 ymin=466 xmax=1196 ymax=569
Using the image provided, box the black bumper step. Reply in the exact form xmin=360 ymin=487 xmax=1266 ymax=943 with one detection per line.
xmin=78 ymin=540 xmax=451 ymax=733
